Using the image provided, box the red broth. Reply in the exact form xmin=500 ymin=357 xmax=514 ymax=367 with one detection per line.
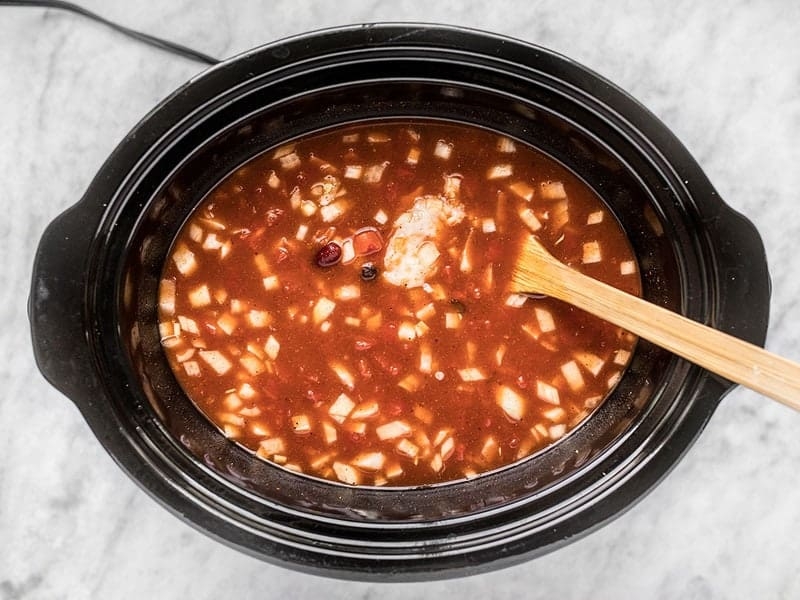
xmin=158 ymin=121 xmax=640 ymax=487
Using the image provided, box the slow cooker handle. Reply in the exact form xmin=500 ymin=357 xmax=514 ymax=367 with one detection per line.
xmin=704 ymin=201 xmax=771 ymax=349
xmin=29 ymin=202 xmax=103 ymax=402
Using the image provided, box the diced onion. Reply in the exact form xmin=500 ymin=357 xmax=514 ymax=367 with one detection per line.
xmin=335 ymin=284 xmax=360 ymax=301
xmin=398 ymin=374 xmax=422 ymax=392
xmin=430 ymin=454 xmax=443 ymax=473
xmin=398 ymin=321 xmax=417 ymax=341
xmin=396 ymin=439 xmax=420 ymax=458
xmin=536 ymin=380 xmax=560 ymax=405
xmin=300 ymin=200 xmax=317 ymax=217
xmin=188 ymin=285 xmax=211 ymax=307
xmin=614 ymin=349 xmax=632 ymax=366
xmin=320 ymin=199 xmax=349 ymax=222
xmin=333 ymin=462 xmax=360 ymax=485
xmin=486 ymin=164 xmax=513 ymax=180
xmin=505 ymin=294 xmax=527 ymax=308
xmin=344 ymin=165 xmax=363 ymax=179
xmin=329 ymin=393 xmax=355 ymax=423
xmin=374 ymin=209 xmax=389 ymax=225
xmin=535 ymin=307 xmax=556 ymax=333
xmin=440 ymin=437 xmax=455 ymax=461
xmin=172 ymin=243 xmax=197 ymax=276
xmin=495 ymin=344 xmax=507 ymax=366
xmin=312 ymin=297 xmax=336 ymax=324
xmin=267 ymin=170 xmax=281 ymax=189
xmin=561 ymin=360 xmax=585 ymax=391
xmin=587 ymin=210 xmax=604 ymax=225
xmin=415 ymin=302 xmax=436 ymax=322
xmin=202 ymin=233 xmax=224 ymax=251
xmin=174 ymin=347 xmax=195 ymax=363
xmin=322 ymin=421 xmax=338 ymax=444
xmin=350 ymin=400 xmax=379 ymax=420
xmin=540 ymin=180 xmax=566 ymax=200
xmin=198 ymin=350 xmax=232 ymax=375
xmin=620 ymin=260 xmax=637 ymax=275
xmin=363 ymin=162 xmax=390 ymax=184
xmin=582 ymin=241 xmax=602 ymax=264
xmin=445 ymin=312 xmax=462 ymax=329
xmin=264 ymin=335 xmax=280 ymax=360
xmin=458 ymin=367 xmax=487 ymax=382
xmin=496 ymin=386 xmax=525 ymax=421
xmin=419 ymin=344 xmax=433 ymax=374
xmin=376 ymin=420 xmax=412 ymax=441
xmin=543 ymin=406 xmax=567 ymax=422
xmin=279 ymin=152 xmax=301 ymax=170
xmin=367 ymin=132 xmax=390 ymax=143
xmin=519 ymin=207 xmax=542 ymax=232
xmin=352 ymin=452 xmax=386 ymax=471
xmin=177 ymin=315 xmax=199 ymax=335
xmin=239 ymin=354 xmax=264 ymax=376
xmin=508 ymin=181 xmax=534 ymax=202
xmin=215 ymin=313 xmax=237 ymax=335
xmin=291 ymin=415 xmax=311 ymax=434
xmin=262 ymin=275 xmax=280 ymax=291
xmin=413 ymin=404 xmax=434 ymax=424
xmin=247 ymin=310 xmax=272 ymax=328
xmin=481 ymin=436 xmax=498 ymax=460
xmin=330 ymin=362 xmax=355 ymax=390
xmin=574 ymin=351 xmax=605 ymax=377
xmin=385 ymin=463 xmax=404 ymax=479
xmin=159 ymin=279 xmax=176 ymax=315
xmin=183 ymin=361 xmax=200 ymax=377
xmin=434 ymin=140 xmax=453 ymax=160
xmin=239 ymin=383 xmax=256 ymax=399
xmin=496 ymin=137 xmax=516 ymax=153
xmin=188 ymin=224 xmax=203 ymax=243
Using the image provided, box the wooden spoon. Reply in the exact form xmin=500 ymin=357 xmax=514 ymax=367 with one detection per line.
xmin=510 ymin=235 xmax=800 ymax=411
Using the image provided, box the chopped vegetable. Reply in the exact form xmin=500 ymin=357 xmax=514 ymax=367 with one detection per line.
xmin=159 ymin=279 xmax=176 ymax=315
xmin=582 ymin=240 xmax=602 ymax=264
xmin=434 ymin=140 xmax=453 ymax=160
xmin=329 ymin=393 xmax=355 ymax=423
xmin=536 ymin=380 xmax=560 ymax=405
xmin=312 ymin=297 xmax=336 ymax=324
xmin=519 ymin=207 xmax=542 ymax=232
xmin=333 ymin=462 xmax=360 ymax=485
xmin=487 ymin=164 xmax=513 ymax=180
xmin=540 ymin=180 xmax=566 ymax=200
xmin=172 ymin=243 xmax=198 ymax=276
xmin=188 ymin=285 xmax=211 ymax=307
xmin=620 ymin=260 xmax=637 ymax=275
xmin=291 ymin=415 xmax=311 ymax=434
xmin=587 ymin=210 xmax=604 ymax=225
xmin=496 ymin=137 xmax=516 ymax=153
xmin=496 ymin=385 xmax=525 ymax=421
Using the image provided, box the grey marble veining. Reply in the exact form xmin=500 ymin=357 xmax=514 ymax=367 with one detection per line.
xmin=2 ymin=1 xmax=799 ymax=598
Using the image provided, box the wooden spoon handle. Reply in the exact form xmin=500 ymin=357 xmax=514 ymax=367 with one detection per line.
xmin=530 ymin=261 xmax=800 ymax=410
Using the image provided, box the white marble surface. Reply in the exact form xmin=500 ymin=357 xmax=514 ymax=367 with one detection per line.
xmin=2 ymin=1 xmax=799 ymax=598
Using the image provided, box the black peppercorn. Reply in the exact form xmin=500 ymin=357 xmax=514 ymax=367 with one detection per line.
xmin=360 ymin=262 xmax=378 ymax=281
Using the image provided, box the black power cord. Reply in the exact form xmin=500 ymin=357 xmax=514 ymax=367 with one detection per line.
xmin=1 ymin=0 xmax=221 ymax=65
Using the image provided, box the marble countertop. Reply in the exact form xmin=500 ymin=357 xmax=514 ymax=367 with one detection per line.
xmin=3 ymin=1 xmax=799 ymax=598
